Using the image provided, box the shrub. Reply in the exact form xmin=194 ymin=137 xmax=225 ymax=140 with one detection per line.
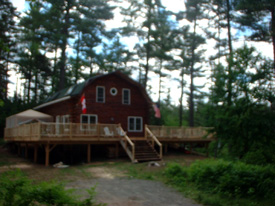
xmin=164 ymin=159 xmax=275 ymax=199
xmin=0 ymin=169 xmax=104 ymax=206
xmin=164 ymin=163 xmax=187 ymax=187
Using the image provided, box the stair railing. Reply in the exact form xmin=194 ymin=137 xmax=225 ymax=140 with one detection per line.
xmin=118 ymin=125 xmax=136 ymax=163
xmin=145 ymin=125 xmax=163 ymax=159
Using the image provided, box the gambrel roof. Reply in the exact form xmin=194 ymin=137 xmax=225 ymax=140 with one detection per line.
xmin=34 ymin=70 xmax=152 ymax=110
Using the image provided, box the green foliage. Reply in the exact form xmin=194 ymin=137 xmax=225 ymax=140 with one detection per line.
xmin=164 ymin=159 xmax=275 ymax=199
xmin=0 ymin=169 xmax=104 ymax=206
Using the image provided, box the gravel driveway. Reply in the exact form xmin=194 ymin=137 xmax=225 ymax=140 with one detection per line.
xmin=67 ymin=177 xmax=202 ymax=206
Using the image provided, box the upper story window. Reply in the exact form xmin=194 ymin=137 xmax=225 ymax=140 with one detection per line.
xmin=96 ymin=86 xmax=105 ymax=103
xmin=122 ymin=88 xmax=130 ymax=105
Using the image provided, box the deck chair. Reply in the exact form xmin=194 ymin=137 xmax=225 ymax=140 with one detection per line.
xmin=116 ymin=127 xmax=126 ymax=136
xmin=104 ymin=127 xmax=114 ymax=136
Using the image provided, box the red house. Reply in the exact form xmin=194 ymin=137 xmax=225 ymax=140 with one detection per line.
xmin=34 ymin=71 xmax=152 ymax=137
xmin=4 ymin=71 xmax=213 ymax=166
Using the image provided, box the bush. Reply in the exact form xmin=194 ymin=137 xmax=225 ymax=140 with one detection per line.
xmin=164 ymin=159 xmax=275 ymax=199
xmin=164 ymin=163 xmax=187 ymax=187
xmin=0 ymin=169 xmax=105 ymax=206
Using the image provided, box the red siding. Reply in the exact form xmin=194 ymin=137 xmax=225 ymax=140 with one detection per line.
xmin=39 ymin=73 xmax=151 ymax=137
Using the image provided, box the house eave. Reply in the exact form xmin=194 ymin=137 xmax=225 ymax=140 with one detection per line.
xmin=34 ymin=96 xmax=71 ymax=110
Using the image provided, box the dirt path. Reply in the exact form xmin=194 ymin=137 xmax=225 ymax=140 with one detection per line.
xmin=65 ymin=165 xmax=202 ymax=206
xmin=67 ymin=177 xmax=201 ymax=206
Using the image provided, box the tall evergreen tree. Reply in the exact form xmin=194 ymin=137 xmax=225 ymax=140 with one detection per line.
xmin=151 ymin=6 xmax=176 ymax=102
xmin=121 ymin=0 xmax=165 ymax=89
xmin=0 ymin=0 xmax=18 ymax=101
xmin=43 ymin=0 xmax=114 ymax=90
xmin=184 ymin=0 xmax=208 ymax=127
xmin=236 ymin=0 xmax=275 ymax=73
xmin=18 ymin=2 xmax=51 ymax=103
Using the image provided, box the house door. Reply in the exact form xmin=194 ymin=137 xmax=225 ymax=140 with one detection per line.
xmin=127 ymin=116 xmax=143 ymax=133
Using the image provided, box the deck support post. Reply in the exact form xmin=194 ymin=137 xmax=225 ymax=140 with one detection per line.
xmin=45 ymin=144 xmax=57 ymax=166
xmin=45 ymin=144 xmax=50 ymax=167
xmin=87 ymin=144 xmax=91 ymax=163
xmin=190 ymin=143 xmax=193 ymax=153
xmin=205 ymin=143 xmax=209 ymax=157
xmin=34 ymin=144 xmax=38 ymax=163
xmin=115 ymin=143 xmax=119 ymax=158
xmin=25 ymin=143 xmax=28 ymax=158
xmin=164 ymin=143 xmax=168 ymax=154
xmin=17 ymin=143 xmax=21 ymax=156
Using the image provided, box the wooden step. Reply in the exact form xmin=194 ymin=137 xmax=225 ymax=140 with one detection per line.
xmin=133 ymin=140 xmax=161 ymax=162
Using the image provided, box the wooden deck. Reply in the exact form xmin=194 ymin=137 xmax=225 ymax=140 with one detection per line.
xmin=4 ymin=123 xmax=214 ymax=166
xmin=146 ymin=125 xmax=214 ymax=142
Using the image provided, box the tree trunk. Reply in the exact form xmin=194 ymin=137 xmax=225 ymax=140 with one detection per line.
xmin=189 ymin=18 xmax=197 ymax=127
xmin=179 ymin=70 xmax=184 ymax=126
xmin=59 ymin=2 xmax=70 ymax=90
xmin=144 ymin=1 xmax=153 ymax=89
xmin=271 ymin=8 xmax=275 ymax=73
xmin=226 ymin=0 xmax=233 ymax=106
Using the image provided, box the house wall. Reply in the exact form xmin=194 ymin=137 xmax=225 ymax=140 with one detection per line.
xmin=39 ymin=73 xmax=151 ymax=137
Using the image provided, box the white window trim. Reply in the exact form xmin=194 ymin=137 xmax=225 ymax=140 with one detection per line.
xmin=56 ymin=115 xmax=61 ymax=134
xmin=128 ymin=116 xmax=143 ymax=132
xmin=96 ymin=86 xmax=105 ymax=103
xmin=122 ymin=88 xmax=131 ymax=105
xmin=81 ymin=114 xmax=98 ymax=130
xmin=62 ymin=115 xmax=70 ymax=123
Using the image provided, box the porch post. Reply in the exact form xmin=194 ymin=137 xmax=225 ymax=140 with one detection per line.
xmin=17 ymin=143 xmax=21 ymax=156
xmin=34 ymin=144 xmax=38 ymax=163
xmin=45 ymin=144 xmax=50 ymax=166
xmin=164 ymin=143 xmax=168 ymax=154
xmin=25 ymin=143 xmax=28 ymax=158
xmin=115 ymin=143 xmax=119 ymax=158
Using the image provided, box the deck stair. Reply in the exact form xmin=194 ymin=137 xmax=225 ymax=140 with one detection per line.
xmin=134 ymin=140 xmax=161 ymax=162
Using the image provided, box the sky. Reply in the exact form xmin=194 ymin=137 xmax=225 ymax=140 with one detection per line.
xmin=9 ymin=0 xmax=273 ymax=106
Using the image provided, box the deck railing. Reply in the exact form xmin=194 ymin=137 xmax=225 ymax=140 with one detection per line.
xmin=4 ymin=122 xmax=125 ymax=141
xmin=147 ymin=125 xmax=214 ymax=139
xmin=145 ymin=125 xmax=162 ymax=159
xmin=118 ymin=125 xmax=136 ymax=163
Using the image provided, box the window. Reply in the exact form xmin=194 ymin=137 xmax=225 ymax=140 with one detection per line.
xmin=128 ymin=116 xmax=143 ymax=132
xmin=122 ymin=89 xmax=130 ymax=105
xmin=110 ymin=87 xmax=117 ymax=96
xmin=81 ymin=114 xmax=98 ymax=130
xmin=96 ymin=86 xmax=105 ymax=103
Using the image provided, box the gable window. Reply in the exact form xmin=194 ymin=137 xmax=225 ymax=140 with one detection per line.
xmin=96 ymin=86 xmax=105 ymax=103
xmin=128 ymin=116 xmax=143 ymax=132
xmin=81 ymin=114 xmax=98 ymax=130
xmin=122 ymin=89 xmax=130 ymax=105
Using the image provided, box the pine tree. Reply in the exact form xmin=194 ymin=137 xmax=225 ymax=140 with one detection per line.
xmin=0 ymin=0 xmax=18 ymax=101
xmin=18 ymin=2 xmax=51 ymax=103
xmin=120 ymin=0 xmax=163 ymax=89
xmin=236 ymin=0 xmax=275 ymax=72
xmin=184 ymin=0 xmax=208 ymax=127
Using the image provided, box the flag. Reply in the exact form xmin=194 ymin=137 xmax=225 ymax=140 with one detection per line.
xmin=81 ymin=94 xmax=87 ymax=114
xmin=153 ymin=103 xmax=161 ymax=118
